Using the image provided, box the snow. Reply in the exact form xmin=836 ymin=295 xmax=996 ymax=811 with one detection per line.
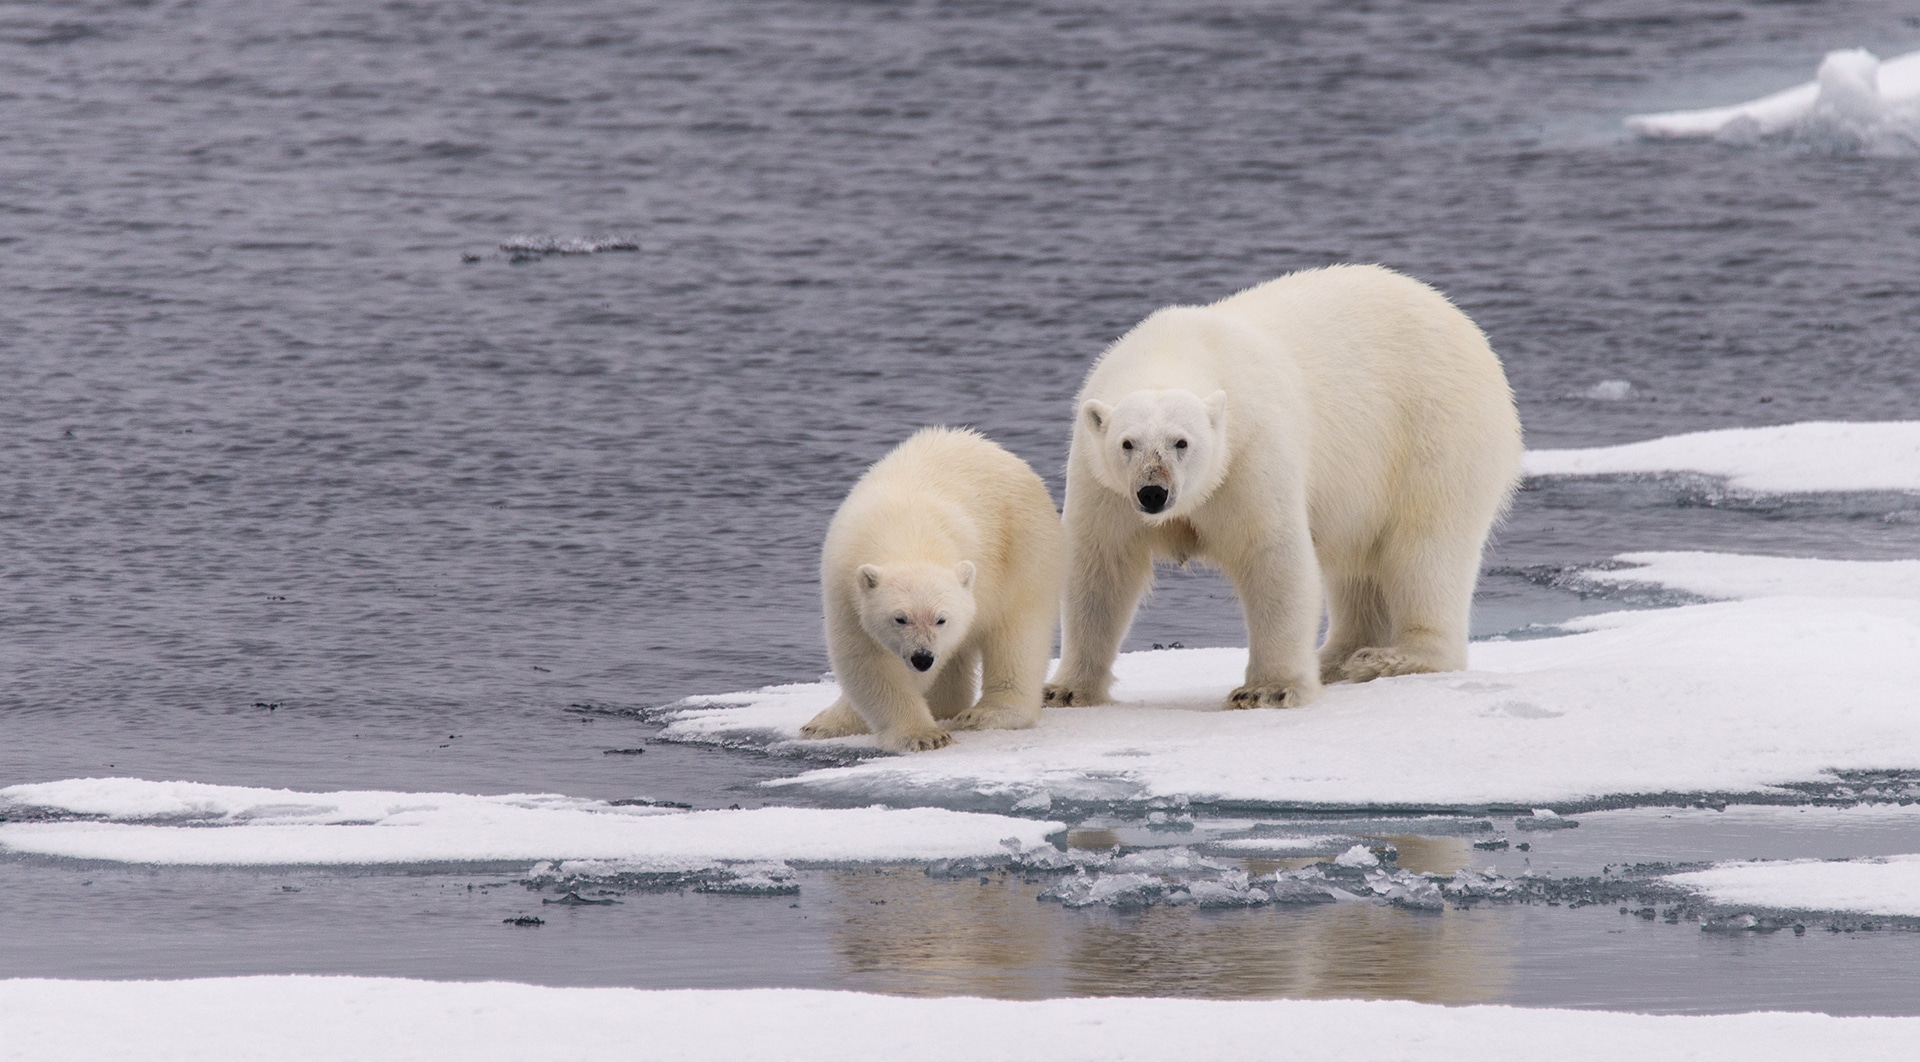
xmin=1522 ymin=421 xmax=1920 ymax=493
xmin=0 ymin=778 xmax=1061 ymax=867
xmin=4 ymin=978 xmax=1918 ymax=1062
xmin=658 ymin=559 xmax=1920 ymax=810
xmin=1626 ymin=48 xmax=1920 ymax=151
xmin=1669 ymin=856 xmax=1920 ymax=918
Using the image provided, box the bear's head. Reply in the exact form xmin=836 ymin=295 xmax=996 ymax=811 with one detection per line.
xmin=1079 ymin=388 xmax=1229 ymax=521
xmin=853 ymin=561 xmax=977 ymax=675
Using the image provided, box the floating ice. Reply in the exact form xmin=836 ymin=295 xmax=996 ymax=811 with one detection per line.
xmin=1668 ymin=855 xmax=1920 ymax=918
xmin=1585 ymin=379 xmax=1633 ymax=401
xmin=660 ymin=555 xmax=1920 ymax=810
xmin=1583 ymin=551 xmax=1920 ymax=602
xmin=1627 ymin=48 xmax=1920 ymax=153
xmin=496 ymin=234 xmax=639 ymax=262
xmin=10 ymin=977 xmax=1920 ymax=1061
xmin=0 ymin=778 xmax=1062 ymax=867
xmin=1523 ymin=421 xmax=1920 ymax=494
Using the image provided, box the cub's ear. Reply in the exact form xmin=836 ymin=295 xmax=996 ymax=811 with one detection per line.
xmin=955 ymin=561 xmax=976 ymax=589
xmin=1203 ymin=390 xmax=1228 ymax=429
xmin=856 ymin=565 xmax=882 ymax=591
xmin=1081 ymin=399 xmax=1114 ymax=435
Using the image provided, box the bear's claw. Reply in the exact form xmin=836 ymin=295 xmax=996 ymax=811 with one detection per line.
xmin=884 ymin=727 xmax=953 ymax=753
xmin=1226 ymin=684 xmax=1306 ymax=710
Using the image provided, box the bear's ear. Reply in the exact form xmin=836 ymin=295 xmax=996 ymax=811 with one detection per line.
xmin=856 ymin=565 xmax=882 ymax=592
xmin=1203 ymin=390 xmax=1228 ymax=429
xmin=1081 ymin=399 xmax=1114 ymax=435
xmin=954 ymin=561 xmax=976 ymax=589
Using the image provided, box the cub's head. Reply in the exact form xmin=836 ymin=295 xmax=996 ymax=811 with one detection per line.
xmin=1079 ymin=388 xmax=1228 ymax=521
xmin=853 ymin=561 xmax=977 ymax=674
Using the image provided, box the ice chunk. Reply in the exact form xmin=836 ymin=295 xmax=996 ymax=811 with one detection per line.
xmin=1627 ymin=48 xmax=1920 ymax=153
xmin=1335 ymin=843 xmax=1380 ymax=868
xmin=1585 ymin=380 xmax=1632 ymax=401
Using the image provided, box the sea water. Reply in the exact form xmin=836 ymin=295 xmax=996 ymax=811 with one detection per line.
xmin=4 ymin=0 xmax=1920 ymax=1011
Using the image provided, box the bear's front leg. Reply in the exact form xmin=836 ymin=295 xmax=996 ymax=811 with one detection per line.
xmin=951 ymin=614 xmax=1051 ymax=731
xmin=1044 ymin=511 xmax=1152 ymax=708
xmin=1216 ymin=516 xmax=1324 ymax=711
xmin=833 ymin=645 xmax=953 ymax=753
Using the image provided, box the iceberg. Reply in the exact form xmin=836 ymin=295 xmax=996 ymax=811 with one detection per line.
xmin=1627 ymin=48 xmax=1920 ymax=152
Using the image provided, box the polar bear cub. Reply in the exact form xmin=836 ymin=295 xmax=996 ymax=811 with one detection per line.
xmin=1044 ymin=264 xmax=1523 ymax=712
xmin=801 ymin=427 xmax=1064 ymax=753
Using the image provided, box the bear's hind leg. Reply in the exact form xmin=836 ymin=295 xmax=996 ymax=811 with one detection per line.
xmin=1318 ymin=570 xmax=1390 ymax=684
xmin=800 ymin=697 xmax=871 ymax=739
xmin=1340 ymin=529 xmax=1478 ymax=683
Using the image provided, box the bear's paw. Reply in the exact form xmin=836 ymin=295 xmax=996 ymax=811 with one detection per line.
xmin=1339 ymin=647 xmax=1442 ymax=684
xmin=881 ymin=726 xmax=954 ymax=753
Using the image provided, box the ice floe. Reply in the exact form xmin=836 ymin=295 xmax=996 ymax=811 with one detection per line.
xmin=0 ymin=778 xmax=1061 ymax=867
xmin=656 ymin=551 xmax=1920 ymax=812
xmin=1668 ymin=856 xmax=1920 ymax=919
xmin=1627 ymin=48 xmax=1920 ymax=153
xmin=1522 ymin=421 xmax=1920 ymax=494
xmin=4 ymin=977 xmax=1916 ymax=1062
xmin=1586 ymin=551 xmax=1920 ymax=602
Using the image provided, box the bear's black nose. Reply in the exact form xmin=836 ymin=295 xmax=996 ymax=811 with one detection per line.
xmin=909 ymin=650 xmax=935 ymax=672
xmin=1136 ymin=485 xmax=1169 ymax=513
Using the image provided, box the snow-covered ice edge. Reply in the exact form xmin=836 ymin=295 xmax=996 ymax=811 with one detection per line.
xmin=1668 ymin=857 xmax=1920 ymax=920
xmin=0 ymin=778 xmax=1061 ymax=868
xmin=1522 ymin=421 xmax=1920 ymax=493
xmin=655 ymin=551 xmax=1920 ymax=812
xmin=4 ymin=978 xmax=1918 ymax=1062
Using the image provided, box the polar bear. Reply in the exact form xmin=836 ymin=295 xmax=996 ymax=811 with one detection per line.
xmin=801 ymin=427 xmax=1064 ymax=752
xmin=1043 ymin=264 xmax=1522 ymax=711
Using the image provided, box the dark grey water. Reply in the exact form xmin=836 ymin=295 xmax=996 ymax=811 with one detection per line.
xmin=4 ymin=0 xmax=1920 ymax=1013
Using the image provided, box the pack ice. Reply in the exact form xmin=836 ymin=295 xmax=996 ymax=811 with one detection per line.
xmin=1626 ymin=48 xmax=1920 ymax=152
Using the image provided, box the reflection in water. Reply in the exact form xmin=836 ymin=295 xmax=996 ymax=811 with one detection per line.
xmin=824 ymin=861 xmax=1512 ymax=1002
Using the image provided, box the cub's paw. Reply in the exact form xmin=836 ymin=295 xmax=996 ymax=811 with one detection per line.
xmin=1226 ymin=684 xmax=1312 ymax=710
xmin=1339 ymin=648 xmax=1439 ymax=684
xmin=880 ymin=726 xmax=953 ymax=753
xmin=799 ymin=702 xmax=869 ymax=740
xmin=948 ymin=702 xmax=1039 ymax=732
xmin=1042 ymin=682 xmax=1108 ymax=708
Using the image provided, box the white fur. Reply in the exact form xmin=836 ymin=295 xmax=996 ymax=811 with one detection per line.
xmin=1046 ymin=265 xmax=1523 ymax=710
xmin=804 ymin=428 xmax=1065 ymax=752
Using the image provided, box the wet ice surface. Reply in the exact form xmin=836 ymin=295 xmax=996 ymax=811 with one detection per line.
xmin=7 ymin=0 xmax=1920 ymax=1023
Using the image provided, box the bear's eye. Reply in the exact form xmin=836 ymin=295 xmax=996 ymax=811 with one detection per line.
xmin=893 ymin=614 xmax=908 ymax=625
xmin=936 ymin=616 xmax=946 ymax=626
xmin=1120 ymin=439 xmax=1134 ymax=451
xmin=1174 ymin=439 xmax=1188 ymax=450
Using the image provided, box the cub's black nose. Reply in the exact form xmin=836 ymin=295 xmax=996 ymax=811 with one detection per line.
xmin=1136 ymin=485 xmax=1169 ymax=513
xmin=909 ymin=651 xmax=936 ymax=672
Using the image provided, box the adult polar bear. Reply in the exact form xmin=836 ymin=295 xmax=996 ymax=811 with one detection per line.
xmin=802 ymin=428 xmax=1064 ymax=752
xmin=1044 ymin=265 xmax=1522 ymax=711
